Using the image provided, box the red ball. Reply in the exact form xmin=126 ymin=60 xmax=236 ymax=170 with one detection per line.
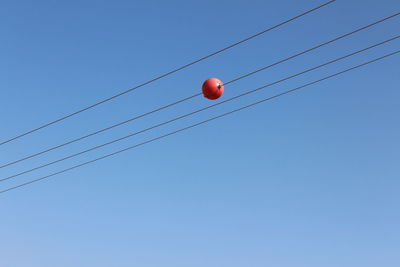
xmin=202 ymin=78 xmax=224 ymax=100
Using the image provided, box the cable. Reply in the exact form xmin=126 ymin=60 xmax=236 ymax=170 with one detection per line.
xmin=2 ymin=13 xmax=399 ymax=169
xmin=224 ymin=12 xmax=400 ymax=86
xmin=1 ymin=50 xmax=398 ymax=195
xmin=1 ymin=38 xmax=398 ymax=184
xmin=0 ymin=0 xmax=336 ymax=147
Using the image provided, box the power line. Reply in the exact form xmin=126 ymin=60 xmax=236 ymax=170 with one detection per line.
xmin=0 ymin=0 xmax=336 ymax=147
xmin=2 ymin=13 xmax=399 ymax=169
xmin=224 ymin=12 xmax=400 ymax=86
xmin=1 ymin=43 xmax=398 ymax=186
xmin=1 ymin=50 xmax=397 ymax=195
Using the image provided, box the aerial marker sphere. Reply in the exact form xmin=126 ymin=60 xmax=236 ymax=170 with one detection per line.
xmin=202 ymin=78 xmax=224 ymax=100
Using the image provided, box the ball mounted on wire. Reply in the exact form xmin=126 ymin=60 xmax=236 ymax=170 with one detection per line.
xmin=202 ymin=78 xmax=224 ymax=100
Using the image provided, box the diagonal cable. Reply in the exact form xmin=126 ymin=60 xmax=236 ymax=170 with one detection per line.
xmin=1 ymin=36 xmax=398 ymax=184
xmin=0 ymin=0 xmax=336 ymax=146
xmin=1 ymin=49 xmax=398 ymax=195
xmin=2 ymin=13 xmax=399 ymax=169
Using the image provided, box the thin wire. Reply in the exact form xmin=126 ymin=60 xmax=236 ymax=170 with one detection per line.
xmin=224 ymin=12 xmax=400 ymax=86
xmin=0 ymin=93 xmax=201 ymax=168
xmin=2 ymin=13 xmax=399 ymax=170
xmin=0 ymin=0 xmax=336 ymax=147
xmin=1 ymin=50 xmax=398 ymax=195
xmin=1 ymin=39 xmax=398 ymax=184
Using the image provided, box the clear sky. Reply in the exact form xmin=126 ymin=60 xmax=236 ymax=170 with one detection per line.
xmin=1 ymin=0 xmax=399 ymax=266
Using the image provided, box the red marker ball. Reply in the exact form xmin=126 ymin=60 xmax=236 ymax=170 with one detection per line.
xmin=202 ymin=78 xmax=224 ymax=100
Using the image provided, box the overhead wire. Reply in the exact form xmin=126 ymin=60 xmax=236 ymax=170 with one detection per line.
xmin=1 ymin=12 xmax=399 ymax=169
xmin=1 ymin=49 xmax=398 ymax=195
xmin=1 ymin=36 xmax=398 ymax=184
xmin=0 ymin=0 xmax=336 ymax=146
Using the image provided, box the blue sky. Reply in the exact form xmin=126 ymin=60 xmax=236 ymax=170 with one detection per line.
xmin=1 ymin=0 xmax=399 ymax=266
